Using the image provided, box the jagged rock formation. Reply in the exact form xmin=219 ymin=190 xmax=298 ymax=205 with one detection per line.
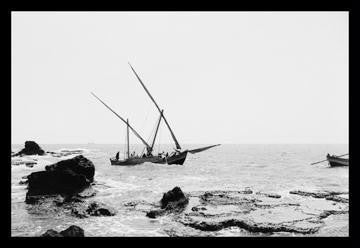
xmin=12 ymin=141 xmax=45 ymax=156
xmin=146 ymin=187 xmax=189 ymax=218
xmin=25 ymin=155 xmax=95 ymax=204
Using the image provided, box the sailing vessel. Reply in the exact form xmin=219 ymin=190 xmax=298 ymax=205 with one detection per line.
xmin=327 ymin=154 xmax=349 ymax=167
xmin=91 ymin=64 xmax=220 ymax=166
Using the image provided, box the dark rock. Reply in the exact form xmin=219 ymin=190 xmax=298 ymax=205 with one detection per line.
xmin=319 ymin=210 xmax=348 ymax=219
xmin=146 ymin=187 xmax=189 ymax=219
xmin=289 ymin=190 xmax=347 ymax=199
xmin=184 ymin=218 xmax=320 ymax=234
xmin=13 ymin=141 xmax=45 ymax=156
xmin=45 ymin=155 xmax=95 ymax=182
xmin=25 ymin=155 xmax=95 ymax=203
xmin=25 ymin=195 xmax=48 ymax=204
xmin=25 ymin=162 xmax=36 ymax=168
xmin=86 ymin=201 xmax=117 ymax=216
xmin=40 ymin=225 xmax=84 ymax=237
xmin=256 ymin=192 xmax=281 ymax=198
xmin=26 ymin=170 xmax=89 ymax=200
xmin=41 ymin=229 xmax=63 ymax=237
xmin=240 ymin=187 xmax=253 ymax=194
xmin=59 ymin=225 xmax=85 ymax=237
xmin=325 ymin=195 xmax=349 ymax=203
xmin=146 ymin=209 xmax=166 ymax=218
xmin=192 ymin=206 xmax=207 ymax=212
xmin=199 ymin=190 xmax=259 ymax=206
xmin=161 ymin=186 xmax=189 ymax=209
xmin=71 ymin=201 xmax=117 ymax=218
xmin=289 ymin=190 xmax=328 ymax=198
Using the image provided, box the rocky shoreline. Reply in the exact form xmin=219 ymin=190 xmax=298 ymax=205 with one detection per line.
xmin=17 ymin=153 xmax=117 ymax=236
xmin=125 ymin=187 xmax=348 ymax=236
xmin=11 ymin=142 xmax=348 ymax=237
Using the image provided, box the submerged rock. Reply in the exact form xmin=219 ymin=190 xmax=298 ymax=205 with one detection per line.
xmin=183 ymin=218 xmax=321 ymax=234
xmin=256 ymin=192 xmax=281 ymax=198
xmin=86 ymin=201 xmax=117 ymax=216
xmin=71 ymin=201 xmax=117 ymax=218
xmin=25 ymin=155 xmax=95 ymax=204
xmin=289 ymin=190 xmax=347 ymax=199
xmin=13 ymin=141 xmax=45 ymax=156
xmin=319 ymin=210 xmax=349 ymax=219
xmin=325 ymin=195 xmax=349 ymax=203
xmin=41 ymin=225 xmax=85 ymax=237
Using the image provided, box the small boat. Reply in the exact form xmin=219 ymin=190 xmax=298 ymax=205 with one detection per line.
xmin=91 ymin=63 xmax=220 ymax=166
xmin=327 ymin=154 xmax=349 ymax=167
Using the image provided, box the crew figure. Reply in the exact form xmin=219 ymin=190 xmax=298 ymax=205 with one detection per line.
xmin=115 ymin=152 xmax=119 ymax=160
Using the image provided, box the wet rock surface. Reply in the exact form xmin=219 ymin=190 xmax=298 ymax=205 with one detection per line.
xmin=289 ymin=190 xmax=346 ymax=199
xmin=12 ymin=141 xmax=45 ymax=156
xmin=25 ymin=155 xmax=95 ymax=203
xmin=41 ymin=225 xmax=85 ymax=237
xmin=45 ymin=155 xmax=95 ymax=182
xmin=146 ymin=187 xmax=189 ymax=218
xmin=71 ymin=201 xmax=117 ymax=218
xmin=256 ymin=192 xmax=281 ymax=198
xmin=126 ymin=188 xmax=348 ymax=236
xmin=22 ymin=155 xmax=117 ymax=219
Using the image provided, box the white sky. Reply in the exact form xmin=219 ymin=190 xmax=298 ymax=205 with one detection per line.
xmin=11 ymin=12 xmax=348 ymax=144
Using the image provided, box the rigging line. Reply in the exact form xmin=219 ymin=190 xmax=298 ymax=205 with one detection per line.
xmin=149 ymin=116 xmax=159 ymax=145
xmin=91 ymin=92 xmax=151 ymax=150
xmin=158 ymin=121 xmax=162 ymax=154
xmin=123 ymin=130 xmax=126 ymax=160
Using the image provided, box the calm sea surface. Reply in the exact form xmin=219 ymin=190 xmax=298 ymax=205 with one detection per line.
xmin=11 ymin=144 xmax=348 ymax=236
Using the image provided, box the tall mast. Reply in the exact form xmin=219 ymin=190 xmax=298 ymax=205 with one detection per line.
xmin=150 ymin=109 xmax=164 ymax=153
xmin=128 ymin=63 xmax=182 ymax=150
xmin=127 ymin=119 xmax=130 ymax=159
xmin=91 ymin=92 xmax=152 ymax=150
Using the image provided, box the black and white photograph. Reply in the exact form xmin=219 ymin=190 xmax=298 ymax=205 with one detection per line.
xmin=11 ymin=11 xmax=349 ymax=237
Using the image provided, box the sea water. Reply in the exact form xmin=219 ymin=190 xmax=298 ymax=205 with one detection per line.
xmin=11 ymin=144 xmax=348 ymax=236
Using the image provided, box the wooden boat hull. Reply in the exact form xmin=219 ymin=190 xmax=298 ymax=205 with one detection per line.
xmin=166 ymin=151 xmax=188 ymax=165
xmin=110 ymin=156 xmax=166 ymax=166
xmin=327 ymin=156 xmax=349 ymax=167
xmin=110 ymin=151 xmax=188 ymax=166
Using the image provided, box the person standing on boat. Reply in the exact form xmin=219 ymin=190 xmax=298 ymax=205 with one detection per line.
xmin=116 ymin=152 xmax=119 ymax=160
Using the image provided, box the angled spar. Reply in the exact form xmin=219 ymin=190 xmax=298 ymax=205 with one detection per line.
xmin=91 ymin=92 xmax=152 ymax=151
xmin=128 ymin=63 xmax=182 ymax=150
